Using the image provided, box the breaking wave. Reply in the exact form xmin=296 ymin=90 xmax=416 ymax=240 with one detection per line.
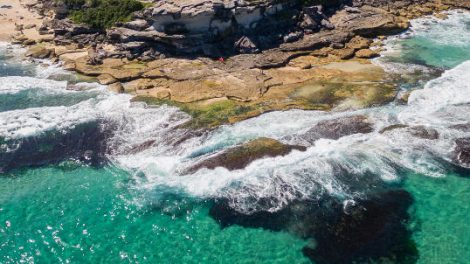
xmin=2 ymin=12 xmax=470 ymax=213
xmin=106 ymin=59 xmax=470 ymax=213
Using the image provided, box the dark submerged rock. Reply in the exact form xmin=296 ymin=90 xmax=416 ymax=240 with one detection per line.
xmin=303 ymin=190 xmax=417 ymax=264
xmin=210 ymin=189 xmax=418 ymax=264
xmin=0 ymin=121 xmax=110 ymax=173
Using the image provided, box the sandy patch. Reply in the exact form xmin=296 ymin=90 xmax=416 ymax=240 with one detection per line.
xmin=0 ymin=0 xmax=46 ymax=41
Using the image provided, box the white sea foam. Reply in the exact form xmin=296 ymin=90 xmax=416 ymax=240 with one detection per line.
xmin=407 ymin=10 xmax=470 ymax=47
xmin=107 ymin=58 xmax=470 ymax=213
xmin=374 ymin=10 xmax=470 ymax=73
xmin=0 ymin=100 xmax=98 ymax=139
xmin=0 ymin=76 xmax=68 ymax=94
xmin=2 ymin=13 xmax=470 ymax=213
xmin=407 ymin=60 xmax=470 ymax=111
xmin=1 ymin=63 xmax=469 ymax=212
xmin=0 ymin=91 xmax=188 ymax=140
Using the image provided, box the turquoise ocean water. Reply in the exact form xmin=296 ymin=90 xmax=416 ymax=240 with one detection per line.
xmin=1 ymin=11 xmax=470 ymax=263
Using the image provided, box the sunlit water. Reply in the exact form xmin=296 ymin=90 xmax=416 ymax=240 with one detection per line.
xmin=1 ymin=11 xmax=470 ymax=263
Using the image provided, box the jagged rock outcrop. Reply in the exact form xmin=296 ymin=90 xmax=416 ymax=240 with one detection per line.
xmin=330 ymin=5 xmax=409 ymax=37
xmin=149 ymin=0 xmax=288 ymax=34
xmin=36 ymin=0 xmax=458 ymax=60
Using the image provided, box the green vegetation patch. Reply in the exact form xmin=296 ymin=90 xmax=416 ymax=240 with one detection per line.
xmin=62 ymin=0 xmax=144 ymax=29
xmin=132 ymin=96 xmax=256 ymax=128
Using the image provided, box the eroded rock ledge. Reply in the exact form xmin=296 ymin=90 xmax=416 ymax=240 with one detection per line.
xmin=13 ymin=0 xmax=469 ymax=128
xmin=29 ymin=0 xmax=448 ymax=59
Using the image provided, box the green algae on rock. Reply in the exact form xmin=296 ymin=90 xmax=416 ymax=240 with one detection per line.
xmin=184 ymin=137 xmax=306 ymax=173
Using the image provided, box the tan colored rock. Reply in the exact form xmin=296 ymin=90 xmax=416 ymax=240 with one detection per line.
xmin=346 ymin=36 xmax=372 ymax=50
xmin=299 ymin=63 xmax=312 ymax=70
xmin=62 ymin=61 xmax=76 ymax=71
xmin=155 ymin=89 xmax=171 ymax=99
xmin=38 ymin=35 xmax=55 ymax=43
xmin=23 ymin=24 xmax=36 ymax=29
xmin=126 ymin=78 xmax=170 ymax=91
xmin=25 ymin=45 xmax=54 ymax=59
xmin=108 ymin=82 xmax=125 ymax=93
xmin=22 ymin=38 xmax=36 ymax=46
xmin=355 ymin=49 xmax=379 ymax=58
xmin=97 ymin=73 xmax=117 ymax=85
xmin=332 ymin=48 xmax=356 ymax=60
xmin=12 ymin=34 xmax=28 ymax=43
xmin=330 ymin=6 xmax=409 ymax=37
xmin=311 ymin=47 xmax=333 ymax=57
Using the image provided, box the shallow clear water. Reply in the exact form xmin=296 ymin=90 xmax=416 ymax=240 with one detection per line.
xmin=405 ymin=171 xmax=470 ymax=264
xmin=0 ymin=165 xmax=309 ymax=263
xmin=382 ymin=10 xmax=470 ymax=69
xmin=1 ymin=11 xmax=470 ymax=264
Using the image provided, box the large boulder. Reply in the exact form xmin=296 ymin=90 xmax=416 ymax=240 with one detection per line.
xmin=25 ymin=45 xmax=55 ymax=59
xmin=184 ymin=137 xmax=306 ymax=173
xmin=355 ymin=48 xmax=379 ymax=58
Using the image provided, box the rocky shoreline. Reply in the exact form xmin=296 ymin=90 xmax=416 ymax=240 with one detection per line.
xmin=3 ymin=0 xmax=468 ymax=128
xmin=2 ymin=4 xmax=470 ymax=263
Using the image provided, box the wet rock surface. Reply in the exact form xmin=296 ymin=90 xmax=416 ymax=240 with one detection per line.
xmin=408 ymin=125 xmax=439 ymax=140
xmin=453 ymin=138 xmax=470 ymax=169
xmin=210 ymin=189 xmax=417 ymax=264
xmin=380 ymin=125 xmax=439 ymax=140
xmin=184 ymin=137 xmax=306 ymax=173
xmin=296 ymin=115 xmax=374 ymax=145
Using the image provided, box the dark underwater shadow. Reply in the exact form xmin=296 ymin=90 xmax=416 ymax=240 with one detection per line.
xmin=209 ymin=187 xmax=419 ymax=264
xmin=0 ymin=119 xmax=113 ymax=173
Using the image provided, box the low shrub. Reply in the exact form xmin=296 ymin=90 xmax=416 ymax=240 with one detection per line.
xmin=61 ymin=0 xmax=144 ymax=29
